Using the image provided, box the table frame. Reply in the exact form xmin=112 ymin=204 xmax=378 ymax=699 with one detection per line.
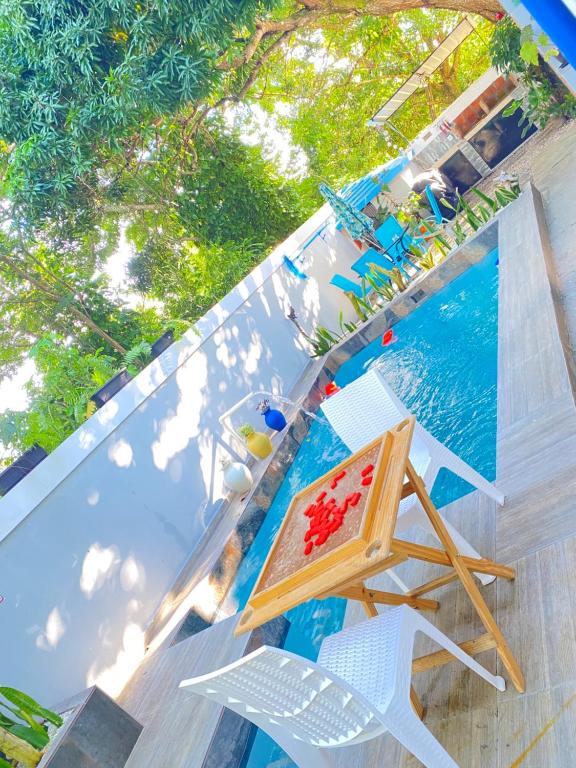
xmin=236 ymin=417 xmax=525 ymax=699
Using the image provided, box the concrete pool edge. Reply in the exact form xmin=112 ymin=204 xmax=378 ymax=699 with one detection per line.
xmin=324 ymin=218 xmax=499 ymax=372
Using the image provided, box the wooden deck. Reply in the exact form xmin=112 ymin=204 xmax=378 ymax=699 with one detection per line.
xmin=117 ymin=125 xmax=576 ymax=768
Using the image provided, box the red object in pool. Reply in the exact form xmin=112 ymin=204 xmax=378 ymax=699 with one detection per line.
xmin=382 ymin=329 xmax=396 ymax=347
xmin=324 ymin=382 xmax=340 ymax=396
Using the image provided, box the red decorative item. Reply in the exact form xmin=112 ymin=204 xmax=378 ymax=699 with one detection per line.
xmin=324 ymin=382 xmax=341 ymax=397
xmin=302 ymin=463 xmax=377 ymax=554
xmin=382 ymin=329 xmax=396 ymax=347
xmin=495 ymin=11 xmax=505 ymax=20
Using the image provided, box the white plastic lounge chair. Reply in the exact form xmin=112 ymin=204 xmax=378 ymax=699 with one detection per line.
xmin=180 ymin=605 xmax=505 ymax=768
xmin=320 ymin=368 xmax=504 ymax=588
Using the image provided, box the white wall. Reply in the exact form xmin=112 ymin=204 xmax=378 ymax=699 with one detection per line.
xmin=0 ymin=202 xmax=362 ymax=706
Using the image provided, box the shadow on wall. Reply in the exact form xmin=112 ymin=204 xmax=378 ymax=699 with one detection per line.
xmin=1 ymin=253 xmax=322 ymax=705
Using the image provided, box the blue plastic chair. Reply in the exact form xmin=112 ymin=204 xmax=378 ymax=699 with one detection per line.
xmin=424 ymin=185 xmax=444 ymax=225
xmin=351 ymin=248 xmax=395 ymax=278
xmin=374 ymin=216 xmax=420 ymax=277
xmin=329 ymin=273 xmax=373 ymax=299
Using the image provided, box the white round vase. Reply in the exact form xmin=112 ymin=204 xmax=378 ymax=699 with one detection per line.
xmin=222 ymin=459 xmax=253 ymax=494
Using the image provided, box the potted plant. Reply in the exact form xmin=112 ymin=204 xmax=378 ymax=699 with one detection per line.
xmin=238 ymin=424 xmax=273 ymax=460
xmin=0 ymin=686 xmax=63 ymax=767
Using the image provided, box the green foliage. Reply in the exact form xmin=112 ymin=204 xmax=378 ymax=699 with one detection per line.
xmin=244 ymin=10 xmax=492 ymax=209
xmin=0 ymin=336 xmax=118 ymax=457
xmin=123 ymin=341 xmax=152 ymax=377
xmin=303 ymin=326 xmax=343 ymax=358
xmin=0 ymin=685 xmax=62 ymax=762
xmin=0 ymin=0 xmax=271 ymax=223
xmin=490 ymin=17 xmax=576 ymax=131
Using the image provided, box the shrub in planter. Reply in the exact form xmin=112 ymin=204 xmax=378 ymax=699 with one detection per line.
xmin=90 ymin=370 xmax=133 ymax=409
xmin=0 ymin=686 xmax=63 ymax=767
xmin=0 ymin=445 xmax=48 ymax=496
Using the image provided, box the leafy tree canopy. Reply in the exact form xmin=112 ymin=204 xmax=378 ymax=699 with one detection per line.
xmin=0 ymin=0 xmax=273 ymax=223
xmin=241 ymin=10 xmax=492 ymax=207
xmin=0 ymin=335 xmax=118 ymax=456
xmin=0 ymin=0 xmax=499 ymax=226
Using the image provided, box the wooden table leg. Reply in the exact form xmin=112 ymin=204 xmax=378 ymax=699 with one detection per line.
xmin=336 ymin=584 xmax=439 ymax=612
xmin=361 ymin=600 xmax=378 ymax=618
xmin=410 ymin=686 xmax=426 ymax=720
xmin=406 ymin=461 xmax=526 ymax=693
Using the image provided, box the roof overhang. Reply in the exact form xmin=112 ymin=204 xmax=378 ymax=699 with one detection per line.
xmin=368 ymin=15 xmax=478 ymax=128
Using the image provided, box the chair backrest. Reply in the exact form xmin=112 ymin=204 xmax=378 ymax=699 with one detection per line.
xmin=320 ymin=368 xmax=409 ymax=453
xmin=329 ymin=273 xmax=371 ymax=298
xmin=180 ymin=646 xmax=382 ymax=748
xmin=374 ymin=215 xmax=404 ymax=248
xmin=424 ymin=184 xmax=444 ymax=225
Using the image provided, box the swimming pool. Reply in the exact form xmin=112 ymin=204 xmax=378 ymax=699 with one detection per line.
xmin=235 ymin=249 xmax=499 ymax=768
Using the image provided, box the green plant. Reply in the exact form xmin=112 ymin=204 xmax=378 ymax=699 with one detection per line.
xmin=364 ymin=270 xmax=395 ymax=301
xmin=0 ymin=686 xmax=63 ymax=767
xmin=303 ymin=326 xmax=342 ymax=358
xmin=490 ymin=17 xmax=576 ymax=132
xmin=338 ymin=311 xmax=358 ymax=336
xmin=123 ymin=341 xmax=152 ymax=377
xmin=238 ymin=424 xmax=256 ymax=439
xmin=345 ymin=291 xmax=370 ymax=322
xmin=418 ymin=250 xmax=437 ymax=270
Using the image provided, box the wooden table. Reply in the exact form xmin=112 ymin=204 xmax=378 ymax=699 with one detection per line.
xmin=236 ymin=417 xmax=525 ymax=697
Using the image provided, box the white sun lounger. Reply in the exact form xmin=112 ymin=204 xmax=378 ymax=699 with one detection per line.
xmin=320 ymin=367 xmax=504 ymax=588
xmin=180 ymin=605 xmax=505 ymax=768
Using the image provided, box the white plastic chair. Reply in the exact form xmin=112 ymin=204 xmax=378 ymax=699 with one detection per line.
xmin=180 ymin=605 xmax=505 ymax=768
xmin=320 ymin=368 xmax=505 ymax=589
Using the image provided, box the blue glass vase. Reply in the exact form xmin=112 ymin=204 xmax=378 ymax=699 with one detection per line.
xmin=262 ymin=405 xmax=287 ymax=432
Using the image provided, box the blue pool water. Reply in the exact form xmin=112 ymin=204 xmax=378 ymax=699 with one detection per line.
xmin=237 ymin=250 xmax=499 ymax=768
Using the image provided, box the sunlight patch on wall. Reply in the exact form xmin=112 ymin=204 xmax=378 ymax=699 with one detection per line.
xmin=36 ymin=606 xmax=66 ymax=651
xmin=120 ymin=555 xmax=146 ymax=592
xmin=108 ymin=438 xmax=134 ymax=468
xmin=151 ymin=352 xmax=208 ymax=472
xmin=80 ymin=543 xmax=120 ymax=598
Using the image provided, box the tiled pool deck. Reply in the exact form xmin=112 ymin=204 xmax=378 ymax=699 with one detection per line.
xmin=118 ymin=123 xmax=576 ymax=768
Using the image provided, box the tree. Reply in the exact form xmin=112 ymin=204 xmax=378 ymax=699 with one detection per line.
xmin=0 ymin=0 xmax=271 ymax=223
xmin=0 ymin=226 xmax=166 ymax=378
xmin=0 ymin=0 xmax=501 ymax=226
xmin=0 ymin=335 xmax=118 ymax=457
xmin=240 ymin=10 xmax=492 ymax=206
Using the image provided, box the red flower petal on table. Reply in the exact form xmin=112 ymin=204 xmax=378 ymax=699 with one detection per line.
xmin=361 ymin=476 xmax=373 ymax=486
xmin=304 ymin=541 xmax=314 ymax=556
xmin=361 ymin=464 xmax=374 ymax=477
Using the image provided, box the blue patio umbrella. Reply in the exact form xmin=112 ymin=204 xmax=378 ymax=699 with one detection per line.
xmin=318 ymin=182 xmax=376 ymax=242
